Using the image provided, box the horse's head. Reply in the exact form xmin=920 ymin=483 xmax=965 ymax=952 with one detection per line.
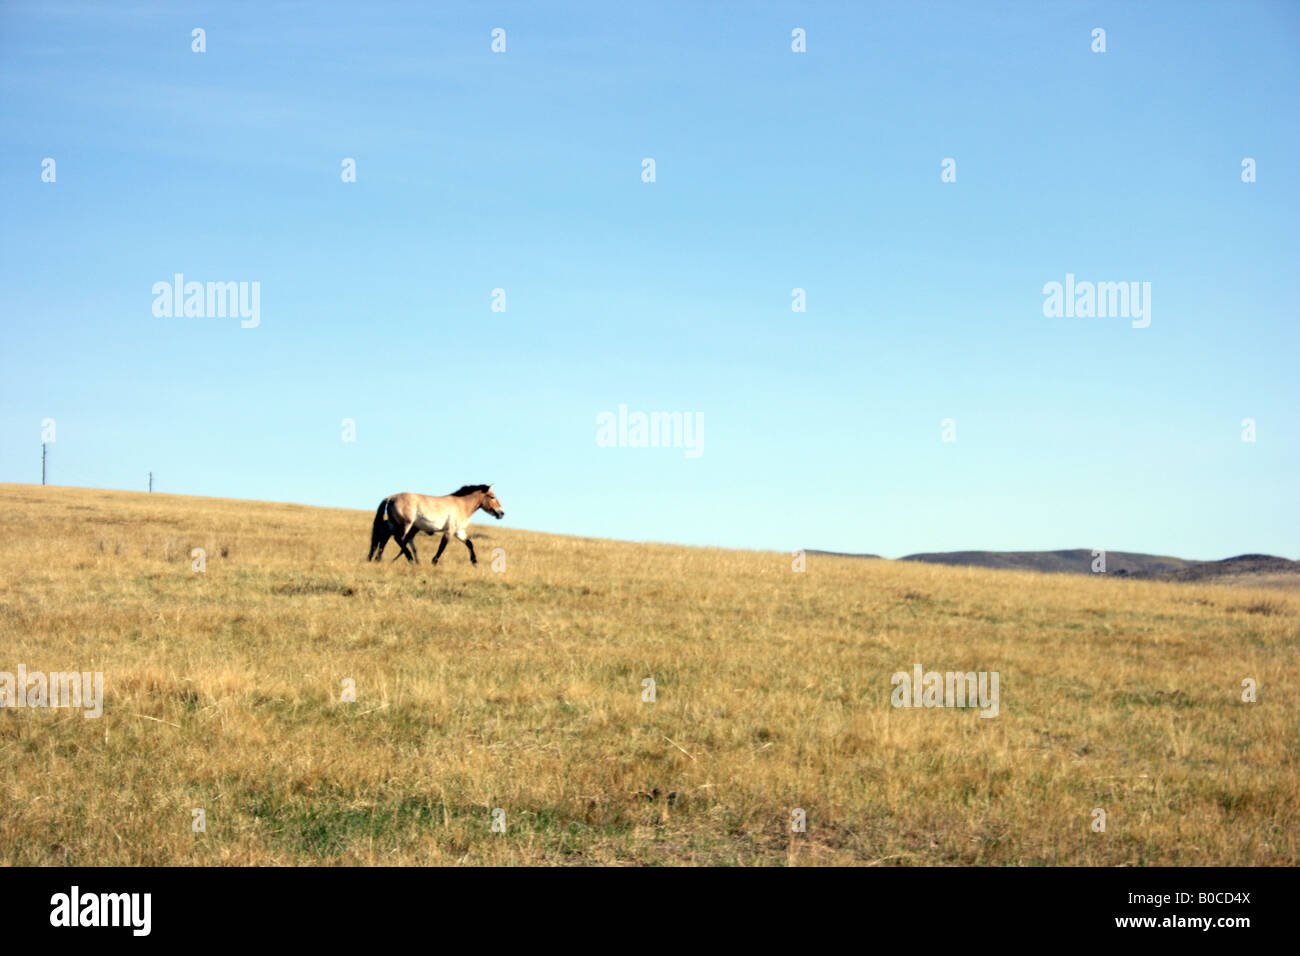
xmin=480 ymin=485 xmax=505 ymax=519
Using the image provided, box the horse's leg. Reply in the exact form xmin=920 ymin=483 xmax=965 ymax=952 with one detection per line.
xmin=431 ymin=533 xmax=450 ymax=566
xmin=462 ymin=536 xmax=478 ymax=566
xmin=373 ymin=523 xmax=390 ymax=561
xmin=391 ymin=521 xmax=417 ymax=563
xmin=401 ymin=526 xmax=421 ymax=563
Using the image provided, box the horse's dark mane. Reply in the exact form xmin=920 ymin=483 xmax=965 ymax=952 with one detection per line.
xmin=449 ymin=484 xmax=490 ymax=497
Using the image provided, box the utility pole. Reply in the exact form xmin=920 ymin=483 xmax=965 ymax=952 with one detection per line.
xmin=42 ymin=442 xmax=47 ymax=486
xmin=149 ymin=471 xmax=153 ymax=493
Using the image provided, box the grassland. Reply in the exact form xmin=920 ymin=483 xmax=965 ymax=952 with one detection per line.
xmin=0 ymin=484 xmax=1295 ymax=865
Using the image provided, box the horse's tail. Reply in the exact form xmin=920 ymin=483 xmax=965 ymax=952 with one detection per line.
xmin=367 ymin=498 xmax=389 ymax=561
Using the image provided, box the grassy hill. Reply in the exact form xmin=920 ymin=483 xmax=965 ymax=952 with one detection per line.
xmin=1 ymin=484 xmax=1296 ymax=865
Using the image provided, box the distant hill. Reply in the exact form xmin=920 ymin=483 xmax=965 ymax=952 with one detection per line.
xmin=804 ymin=549 xmax=882 ymax=559
xmin=900 ymin=549 xmax=1192 ymax=577
xmin=1131 ymin=553 xmax=1300 ymax=583
xmin=808 ymin=548 xmax=1300 ymax=585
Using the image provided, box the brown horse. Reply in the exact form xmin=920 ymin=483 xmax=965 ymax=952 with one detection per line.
xmin=367 ymin=485 xmax=505 ymax=565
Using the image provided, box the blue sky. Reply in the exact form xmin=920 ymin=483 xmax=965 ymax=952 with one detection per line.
xmin=2 ymin=1 xmax=1297 ymax=559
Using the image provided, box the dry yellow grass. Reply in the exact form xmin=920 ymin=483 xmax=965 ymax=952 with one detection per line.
xmin=0 ymin=483 xmax=1295 ymax=865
